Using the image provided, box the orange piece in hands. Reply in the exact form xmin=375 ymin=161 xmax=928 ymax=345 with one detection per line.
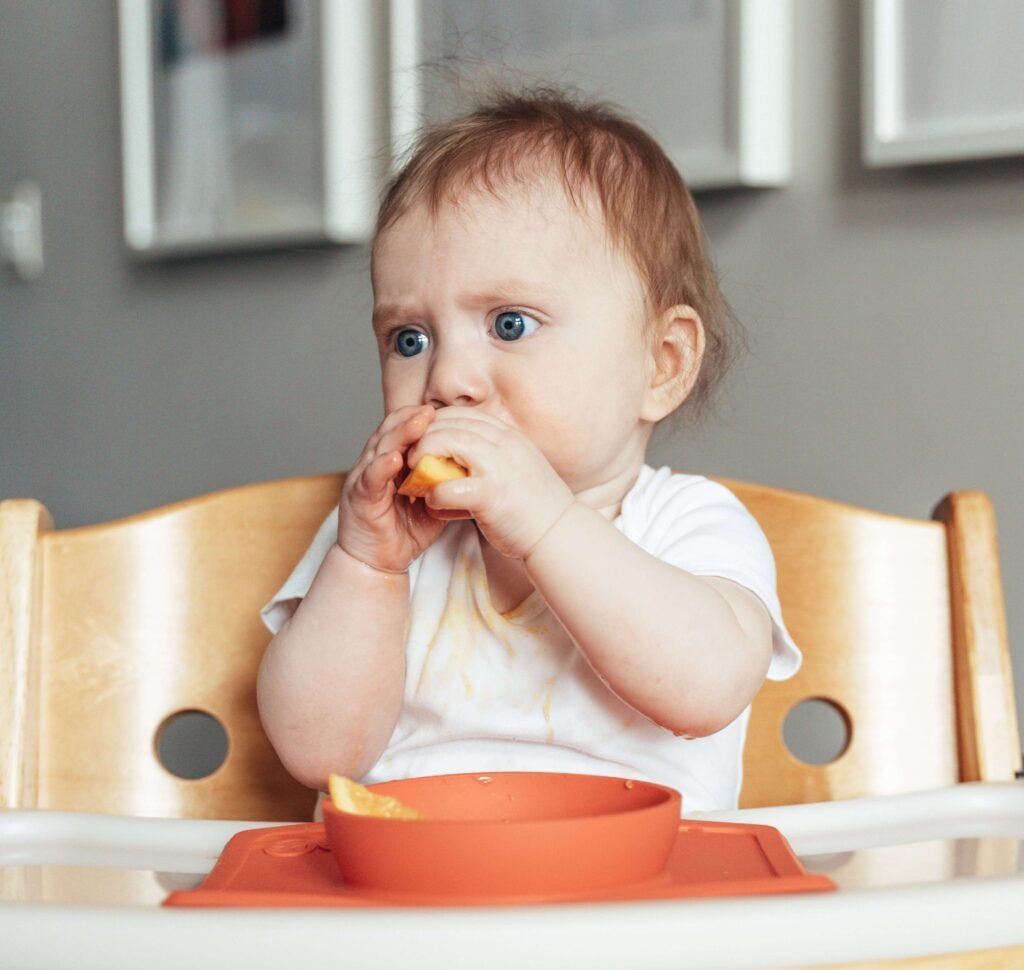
xmin=328 ymin=773 xmax=423 ymax=820
xmin=397 ymin=454 xmax=469 ymax=500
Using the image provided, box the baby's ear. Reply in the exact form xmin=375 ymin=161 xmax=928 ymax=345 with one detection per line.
xmin=641 ymin=305 xmax=705 ymax=422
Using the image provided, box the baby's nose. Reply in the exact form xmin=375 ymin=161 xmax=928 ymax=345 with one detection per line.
xmin=425 ymin=344 xmax=489 ymax=409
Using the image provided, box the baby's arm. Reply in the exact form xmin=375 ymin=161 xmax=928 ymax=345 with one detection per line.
xmin=256 ymin=405 xmax=443 ymax=789
xmin=524 ymin=503 xmax=773 ymax=737
xmin=257 ymin=548 xmax=409 ymax=788
xmin=411 ymin=407 xmax=772 ymax=738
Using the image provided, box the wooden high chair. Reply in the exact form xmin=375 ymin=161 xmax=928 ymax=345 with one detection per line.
xmin=1 ymin=473 xmax=345 ymax=821
xmin=729 ymin=480 xmax=1021 ymax=808
xmin=1 ymin=473 xmax=1020 ymax=820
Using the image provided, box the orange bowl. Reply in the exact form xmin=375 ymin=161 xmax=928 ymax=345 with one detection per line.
xmin=321 ymin=772 xmax=681 ymax=898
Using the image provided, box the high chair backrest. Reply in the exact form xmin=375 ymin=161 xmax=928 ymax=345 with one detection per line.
xmin=2 ymin=474 xmax=1019 ymax=818
xmin=1 ymin=473 xmax=345 ymax=820
xmin=724 ymin=480 xmax=1021 ymax=807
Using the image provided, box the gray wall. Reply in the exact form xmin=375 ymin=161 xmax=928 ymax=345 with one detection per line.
xmin=3 ymin=2 xmax=1022 ymax=755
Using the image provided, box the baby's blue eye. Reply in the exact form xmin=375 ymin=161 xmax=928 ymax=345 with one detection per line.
xmin=493 ymin=311 xmax=539 ymax=342
xmin=394 ymin=329 xmax=428 ymax=357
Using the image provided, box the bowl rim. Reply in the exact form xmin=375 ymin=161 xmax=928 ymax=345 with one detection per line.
xmin=320 ymin=770 xmax=681 ymax=826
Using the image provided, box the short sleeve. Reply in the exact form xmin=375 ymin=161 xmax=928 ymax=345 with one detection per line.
xmin=259 ymin=508 xmax=340 ymax=634
xmin=259 ymin=508 xmax=424 ymax=635
xmin=618 ymin=467 xmax=801 ymax=681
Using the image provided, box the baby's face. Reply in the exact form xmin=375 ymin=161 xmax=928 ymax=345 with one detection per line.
xmin=371 ymin=176 xmax=657 ymax=498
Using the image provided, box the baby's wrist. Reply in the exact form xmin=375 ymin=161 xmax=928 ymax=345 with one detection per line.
xmin=333 ymin=540 xmax=410 ymax=578
xmin=521 ymin=497 xmax=577 ymax=563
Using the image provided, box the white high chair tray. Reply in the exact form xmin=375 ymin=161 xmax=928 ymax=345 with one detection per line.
xmin=2 ymin=783 xmax=1024 ymax=969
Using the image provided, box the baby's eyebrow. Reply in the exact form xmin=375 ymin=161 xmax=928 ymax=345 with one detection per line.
xmin=371 ymin=302 xmax=414 ymax=333
xmin=460 ymin=280 xmax=539 ymax=307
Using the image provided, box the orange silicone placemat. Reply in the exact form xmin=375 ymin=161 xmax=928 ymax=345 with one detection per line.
xmin=164 ymin=819 xmax=836 ymax=908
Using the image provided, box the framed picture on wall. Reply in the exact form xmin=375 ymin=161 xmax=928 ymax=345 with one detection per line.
xmin=389 ymin=0 xmax=792 ymax=190
xmin=117 ymin=0 xmax=386 ymax=256
xmin=863 ymin=0 xmax=1024 ymax=166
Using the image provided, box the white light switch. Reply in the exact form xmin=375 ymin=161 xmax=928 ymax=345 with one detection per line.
xmin=1 ymin=181 xmax=44 ymax=281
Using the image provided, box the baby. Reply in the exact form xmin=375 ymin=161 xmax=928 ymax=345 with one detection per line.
xmin=257 ymin=90 xmax=800 ymax=813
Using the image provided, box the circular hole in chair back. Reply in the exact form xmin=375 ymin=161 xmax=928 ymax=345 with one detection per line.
xmin=156 ymin=710 xmax=229 ymax=780
xmin=782 ymin=698 xmax=851 ymax=765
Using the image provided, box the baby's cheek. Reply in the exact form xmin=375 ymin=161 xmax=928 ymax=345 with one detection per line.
xmin=526 ymin=409 xmax=591 ymax=483
xmin=381 ymin=371 xmax=424 ymax=413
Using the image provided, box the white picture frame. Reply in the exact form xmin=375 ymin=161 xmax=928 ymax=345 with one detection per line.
xmin=863 ymin=0 xmax=1024 ymax=167
xmin=389 ymin=0 xmax=792 ymax=191
xmin=117 ymin=0 xmax=386 ymax=256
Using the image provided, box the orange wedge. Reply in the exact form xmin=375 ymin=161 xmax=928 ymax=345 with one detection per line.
xmin=328 ymin=773 xmax=423 ymax=820
xmin=397 ymin=454 xmax=469 ymax=500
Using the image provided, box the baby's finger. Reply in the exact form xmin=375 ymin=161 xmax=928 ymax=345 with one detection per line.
xmin=366 ymin=404 xmax=434 ymax=453
xmin=427 ymin=507 xmax=473 ymax=520
xmin=420 ymin=414 xmax=504 ymax=447
xmin=426 ymin=476 xmax=485 ymax=513
xmin=355 ymin=450 xmax=404 ymax=500
xmin=434 ymin=406 xmax=510 ymax=432
xmin=408 ymin=427 xmax=497 ymax=471
xmin=377 ymin=405 xmax=435 ymax=457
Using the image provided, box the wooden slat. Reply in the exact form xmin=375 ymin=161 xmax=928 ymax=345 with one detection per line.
xmin=933 ymin=492 xmax=1021 ymax=782
xmin=0 ymin=499 xmax=52 ymax=808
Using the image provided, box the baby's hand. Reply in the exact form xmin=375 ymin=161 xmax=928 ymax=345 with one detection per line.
xmin=406 ymin=407 xmax=574 ymax=560
xmin=337 ymin=405 xmax=446 ymax=572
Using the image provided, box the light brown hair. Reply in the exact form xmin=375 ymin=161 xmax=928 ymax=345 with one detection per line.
xmin=373 ymin=88 xmax=738 ymax=416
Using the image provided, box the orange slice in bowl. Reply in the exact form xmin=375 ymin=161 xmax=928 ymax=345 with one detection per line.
xmin=328 ymin=773 xmax=423 ymax=820
xmin=397 ymin=455 xmax=468 ymax=500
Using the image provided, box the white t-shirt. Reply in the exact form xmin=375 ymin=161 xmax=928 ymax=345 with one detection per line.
xmin=262 ymin=466 xmax=800 ymax=813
